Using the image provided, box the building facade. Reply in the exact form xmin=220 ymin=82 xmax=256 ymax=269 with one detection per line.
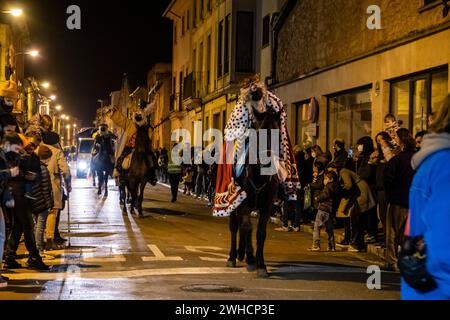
xmin=0 ymin=12 xmax=30 ymax=118
xmin=271 ymin=0 xmax=450 ymax=151
xmin=147 ymin=63 xmax=172 ymax=150
xmin=164 ymin=0 xmax=282 ymax=146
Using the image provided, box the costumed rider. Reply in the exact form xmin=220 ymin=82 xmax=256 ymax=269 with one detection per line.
xmin=213 ymin=75 xmax=301 ymax=217
xmin=91 ymin=123 xmax=116 ymax=172
xmin=106 ymin=90 xmax=159 ymax=186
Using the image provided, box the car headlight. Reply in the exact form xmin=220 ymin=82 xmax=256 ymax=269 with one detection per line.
xmin=78 ymin=161 xmax=88 ymax=170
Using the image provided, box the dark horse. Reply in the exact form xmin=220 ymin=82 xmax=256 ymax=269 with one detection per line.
xmin=119 ymin=123 xmax=158 ymax=218
xmin=226 ymin=108 xmax=281 ymax=278
xmin=92 ymin=133 xmax=115 ymax=197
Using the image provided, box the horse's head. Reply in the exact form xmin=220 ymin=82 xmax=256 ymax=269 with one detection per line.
xmin=132 ymin=110 xmax=148 ymax=127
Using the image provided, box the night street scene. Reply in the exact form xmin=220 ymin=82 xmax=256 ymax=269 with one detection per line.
xmin=0 ymin=0 xmax=449 ymax=312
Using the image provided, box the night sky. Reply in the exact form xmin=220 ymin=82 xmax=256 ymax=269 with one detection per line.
xmin=17 ymin=0 xmax=173 ymax=126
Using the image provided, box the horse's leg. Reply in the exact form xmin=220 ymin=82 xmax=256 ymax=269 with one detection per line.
xmin=239 ymin=206 xmax=255 ymax=272
xmin=137 ymin=181 xmax=146 ymax=218
xmin=104 ymin=172 xmax=109 ymax=197
xmin=128 ymin=179 xmax=138 ymax=216
xmin=227 ymin=212 xmax=239 ymax=268
xmin=237 ymin=218 xmax=246 ymax=262
xmin=97 ymin=170 xmax=103 ymax=195
xmin=255 ymin=202 xmax=272 ymax=278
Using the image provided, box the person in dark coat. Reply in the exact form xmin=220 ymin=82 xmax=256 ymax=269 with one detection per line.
xmin=2 ymin=133 xmax=49 ymax=271
xmin=355 ymin=136 xmax=378 ymax=243
xmin=31 ymin=146 xmax=54 ymax=252
xmin=330 ymin=138 xmax=348 ymax=171
xmin=372 ymin=132 xmax=398 ymax=248
xmin=383 ymin=128 xmax=416 ymax=271
xmin=296 ymin=145 xmax=314 ymax=224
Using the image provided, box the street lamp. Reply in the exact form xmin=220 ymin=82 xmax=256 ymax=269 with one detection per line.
xmin=13 ymin=50 xmax=39 ymax=58
xmin=50 ymin=95 xmax=57 ymax=101
xmin=1 ymin=9 xmax=23 ymax=16
xmin=41 ymin=82 xmax=50 ymax=89
xmin=66 ymin=124 xmax=72 ymax=147
xmin=55 ymin=105 xmax=62 ymax=111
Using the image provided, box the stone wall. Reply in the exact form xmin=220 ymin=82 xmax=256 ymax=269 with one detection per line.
xmin=276 ymin=0 xmax=448 ymax=82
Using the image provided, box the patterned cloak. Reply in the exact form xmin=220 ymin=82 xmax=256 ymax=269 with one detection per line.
xmin=213 ymin=91 xmax=300 ymax=217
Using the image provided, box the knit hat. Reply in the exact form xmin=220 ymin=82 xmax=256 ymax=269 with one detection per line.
xmin=0 ymin=81 xmax=18 ymax=100
xmin=37 ymin=145 xmax=53 ymax=160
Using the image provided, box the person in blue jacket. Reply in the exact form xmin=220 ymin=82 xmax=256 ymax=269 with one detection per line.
xmin=402 ymin=94 xmax=450 ymax=300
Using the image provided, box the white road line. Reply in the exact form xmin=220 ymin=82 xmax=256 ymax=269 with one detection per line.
xmin=141 ymin=244 xmax=183 ymax=262
xmin=5 ymin=267 xmax=256 ymax=281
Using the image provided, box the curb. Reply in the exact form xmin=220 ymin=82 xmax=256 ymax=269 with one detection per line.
xmin=300 ymin=224 xmax=386 ymax=261
xmin=158 ymin=181 xmax=386 ymax=261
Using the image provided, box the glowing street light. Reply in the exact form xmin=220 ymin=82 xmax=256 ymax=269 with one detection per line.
xmin=65 ymin=116 xmax=70 ymax=121
xmin=41 ymin=82 xmax=50 ymax=89
xmin=28 ymin=50 xmax=39 ymax=57
xmin=13 ymin=50 xmax=39 ymax=58
xmin=1 ymin=9 xmax=23 ymax=16
xmin=50 ymin=95 xmax=57 ymax=101
xmin=55 ymin=105 xmax=62 ymax=111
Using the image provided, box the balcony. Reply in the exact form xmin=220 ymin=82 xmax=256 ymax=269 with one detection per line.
xmin=183 ymin=72 xmax=210 ymax=111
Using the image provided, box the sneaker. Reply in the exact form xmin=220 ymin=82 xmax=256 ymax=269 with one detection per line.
xmin=291 ymin=226 xmax=300 ymax=232
xmin=274 ymin=226 xmax=290 ymax=232
xmin=26 ymin=257 xmax=50 ymax=271
xmin=0 ymin=277 xmax=7 ymax=288
xmin=327 ymin=247 xmax=336 ymax=252
xmin=250 ymin=211 xmax=258 ymax=217
xmin=336 ymin=242 xmax=350 ymax=248
xmin=308 ymin=246 xmax=321 ymax=252
xmin=4 ymin=259 xmax=22 ymax=269
xmin=347 ymin=245 xmax=365 ymax=253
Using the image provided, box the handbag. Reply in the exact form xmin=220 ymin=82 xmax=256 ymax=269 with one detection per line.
xmin=336 ymin=197 xmax=359 ymax=218
xmin=398 ymin=215 xmax=436 ymax=292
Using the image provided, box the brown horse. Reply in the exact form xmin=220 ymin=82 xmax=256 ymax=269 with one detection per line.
xmin=120 ymin=121 xmax=158 ymax=217
xmin=226 ymin=108 xmax=281 ymax=278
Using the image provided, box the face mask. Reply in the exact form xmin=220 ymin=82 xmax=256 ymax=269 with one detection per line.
xmin=357 ymin=145 xmax=364 ymax=152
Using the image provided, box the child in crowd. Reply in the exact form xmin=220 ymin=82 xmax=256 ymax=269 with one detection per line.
xmin=308 ymin=171 xmax=339 ymax=252
xmin=384 ymin=114 xmax=400 ymax=146
xmin=182 ymin=165 xmax=194 ymax=196
xmin=31 ymin=146 xmax=54 ymax=253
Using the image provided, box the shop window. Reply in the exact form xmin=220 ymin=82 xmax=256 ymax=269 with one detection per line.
xmin=295 ymin=100 xmax=316 ymax=147
xmin=328 ymin=87 xmax=372 ymax=151
xmin=391 ymin=68 xmax=448 ymax=135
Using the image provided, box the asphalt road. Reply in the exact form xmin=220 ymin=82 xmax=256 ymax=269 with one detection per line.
xmin=0 ymin=173 xmax=400 ymax=300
